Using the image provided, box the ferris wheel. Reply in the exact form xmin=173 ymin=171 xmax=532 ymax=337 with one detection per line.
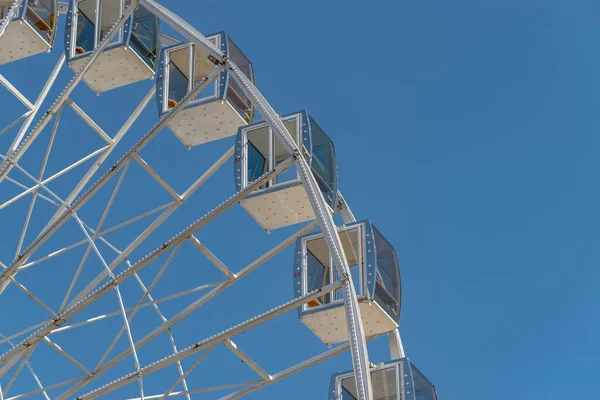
xmin=0 ymin=1 xmax=439 ymax=399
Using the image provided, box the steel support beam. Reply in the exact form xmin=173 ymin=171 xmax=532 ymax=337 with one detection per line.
xmin=0 ymin=64 xmax=225 ymax=295
xmin=0 ymin=0 xmax=136 ymax=183
xmin=76 ymin=281 xmax=343 ymax=399
xmin=0 ymin=159 xmax=292 ymax=374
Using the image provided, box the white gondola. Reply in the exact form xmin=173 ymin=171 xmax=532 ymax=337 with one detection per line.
xmin=294 ymin=220 xmax=400 ymax=344
xmin=234 ymin=110 xmax=337 ymax=231
xmin=0 ymin=0 xmax=57 ymax=64
xmin=329 ymin=358 xmax=438 ymax=400
xmin=64 ymin=0 xmax=160 ymax=92
xmin=155 ymin=31 xmax=254 ymax=147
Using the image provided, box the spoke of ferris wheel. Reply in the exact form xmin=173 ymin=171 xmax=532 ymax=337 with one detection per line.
xmin=61 ymin=228 xmax=222 ymax=335
xmin=128 ymin=381 xmax=261 ymax=400
xmin=12 ymin=226 xmax=158 ymax=394
xmin=18 ymin=201 xmax=173 ymax=273
xmin=0 ymin=144 xmax=110 ymax=211
xmin=4 ymin=168 xmax=105 ymax=276
xmin=0 ymin=64 xmax=224 ymax=296
xmin=188 ymin=236 xmax=234 ymax=279
xmin=4 ymin=177 xmax=58 ymax=207
xmin=59 ymin=279 xmax=208 ymax=398
xmin=60 ymin=161 xmax=132 ymax=311
xmin=137 ymin=377 xmax=145 ymax=400
xmin=94 ymin=243 xmax=182 ymax=370
xmin=0 ymin=335 xmax=55 ymax=400
xmin=0 ymin=161 xmax=291 ymax=375
xmin=69 ymin=215 xmax=190 ymax=379
xmin=0 ymin=74 xmax=34 ymax=110
xmin=0 ymin=356 xmax=20 ymax=385
xmin=16 ymin=137 xmax=164 ymax=274
xmin=73 ymin=213 xmax=114 ymax=278
xmin=65 ymin=99 xmax=114 ymax=145
xmin=0 ymin=112 xmax=32 ymax=139
xmin=20 ymin=238 xmax=88 ymax=271
xmin=0 ymin=278 xmax=225 ymax=357
xmin=0 ymin=54 xmax=66 ymax=190
xmin=0 ymin=263 xmax=55 ymax=317
xmin=0 ymin=0 xmax=136 ymax=184
xmin=4 ymin=376 xmax=83 ymax=400
xmin=24 ymin=362 xmax=50 ymax=400
xmin=43 ymin=85 xmax=156 ymax=231
xmin=68 ymin=145 xmax=235 ymax=308
xmin=136 ymin=1 xmax=373 ymax=397
xmin=95 ymin=202 xmax=174 ymax=239
xmin=133 ymin=155 xmax=181 ymax=200
xmin=55 ymin=213 xmax=316 ymax=399
xmin=41 ymin=337 xmax=91 ymax=376
xmin=2 ymin=347 xmax=34 ymax=397
xmin=49 ymin=280 xmax=227 ymax=336
xmin=3 ymin=54 xmax=66 ymax=173
xmin=14 ymin=103 xmax=64 ymax=257
xmin=94 ymin=218 xmax=317 ymax=377
xmin=165 ymin=327 xmax=192 ymax=400
xmin=7 ymin=146 xmax=194 ymax=316
xmin=223 ymin=339 xmax=271 ymax=381
xmin=7 ymin=277 xmax=56 ymax=316
xmin=0 ymin=309 xmax=89 ymax=383
xmin=76 ymin=281 xmax=344 ymax=399
xmin=219 ymin=334 xmax=383 ymax=400
xmin=157 ymin=346 xmax=215 ymax=400
xmin=114 ymin=285 xmax=141 ymax=372
xmin=0 ymin=319 xmax=46 ymax=348
xmin=133 ymin=273 xmax=192 ymax=400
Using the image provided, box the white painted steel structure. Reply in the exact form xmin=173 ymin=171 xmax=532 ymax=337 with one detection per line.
xmin=0 ymin=1 xmax=410 ymax=399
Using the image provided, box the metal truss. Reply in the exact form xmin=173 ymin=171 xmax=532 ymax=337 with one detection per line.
xmin=0 ymin=1 xmax=406 ymax=398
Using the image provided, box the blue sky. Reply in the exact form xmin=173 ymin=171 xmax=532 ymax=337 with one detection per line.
xmin=0 ymin=0 xmax=599 ymax=399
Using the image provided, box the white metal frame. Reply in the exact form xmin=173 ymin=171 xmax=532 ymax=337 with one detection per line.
xmin=0 ymin=0 xmax=415 ymax=398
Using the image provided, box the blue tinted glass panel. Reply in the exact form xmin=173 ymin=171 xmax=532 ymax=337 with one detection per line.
xmin=309 ymin=116 xmax=336 ymax=208
xmin=167 ymin=61 xmax=188 ymax=108
xmin=373 ymin=227 xmax=401 ymax=321
xmin=306 ymin=238 xmax=331 ymax=306
xmin=226 ymin=36 xmax=254 ymax=123
xmin=246 ymin=126 xmax=269 ymax=189
xmin=130 ymin=6 xmax=158 ymax=68
xmin=75 ymin=6 xmax=95 ymax=54
xmin=411 ymin=363 xmax=437 ymax=400
xmin=247 ymin=141 xmax=266 ymax=183
xmin=306 ymin=250 xmax=331 ymax=306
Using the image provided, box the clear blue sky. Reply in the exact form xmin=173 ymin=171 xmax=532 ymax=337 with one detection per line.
xmin=0 ymin=0 xmax=599 ymax=399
